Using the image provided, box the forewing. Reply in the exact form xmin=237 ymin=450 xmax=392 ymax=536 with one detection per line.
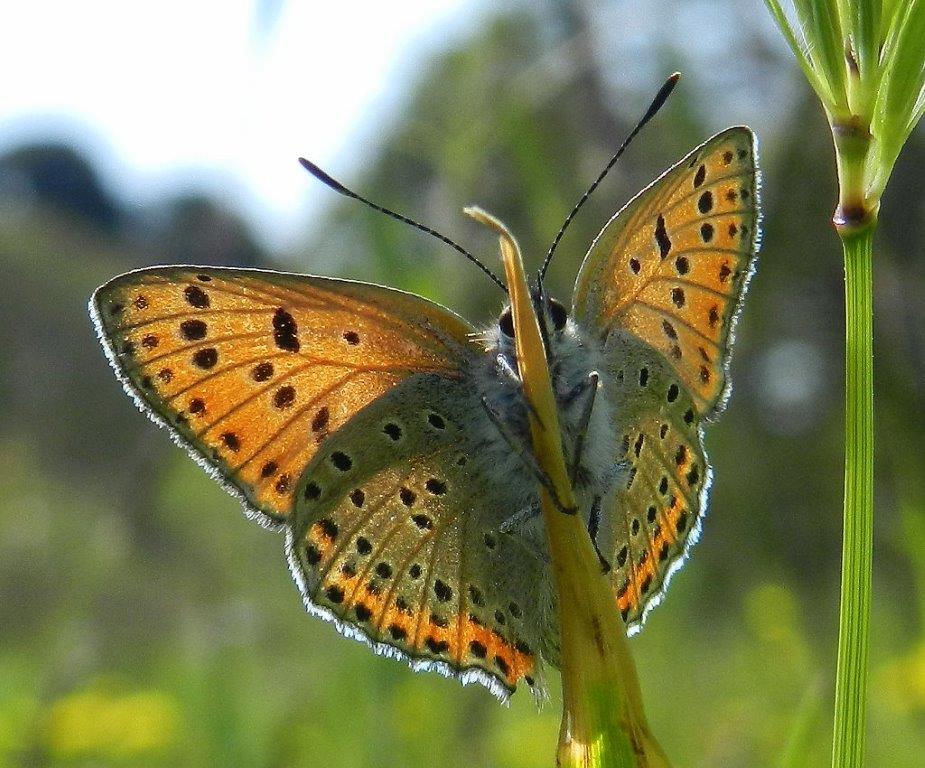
xmin=596 ymin=333 xmax=709 ymax=632
xmin=90 ymin=266 xmax=475 ymax=527
xmin=287 ymin=373 xmax=552 ymax=699
xmin=573 ymin=127 xmax=759 ymax=418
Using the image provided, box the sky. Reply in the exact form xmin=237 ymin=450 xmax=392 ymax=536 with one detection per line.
xmin=0 ymin=0 xmax=479 ymax=250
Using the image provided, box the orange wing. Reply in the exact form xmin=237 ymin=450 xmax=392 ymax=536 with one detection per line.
xmin=91 ymin=267 xmax=477 ymax=526
xmin=572 ymin=127 xmax=759 ymax=418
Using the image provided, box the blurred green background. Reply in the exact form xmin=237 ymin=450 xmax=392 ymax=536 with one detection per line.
xmin=1 ymin=1 xmax=924 ymax=766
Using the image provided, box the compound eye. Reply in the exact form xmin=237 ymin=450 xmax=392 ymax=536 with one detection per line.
xmin=549 ymin=298 xmax=568 ymax=331
xmin=498 ymin=306 xmax=515 ymax=338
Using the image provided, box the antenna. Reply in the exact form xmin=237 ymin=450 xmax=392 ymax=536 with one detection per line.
xmin=539 ymin=72 xmax=681 ymax=279
xmin=299 ymin=158 xmax=508 ymax=293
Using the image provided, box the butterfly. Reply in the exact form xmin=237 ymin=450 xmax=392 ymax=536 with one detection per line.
xmin=91 ymin=112 xmax=758 ymax=701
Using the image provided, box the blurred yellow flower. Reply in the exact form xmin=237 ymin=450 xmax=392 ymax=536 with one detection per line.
xmin=876 ymin=643 xmax=925 ymax=714
xmin=44 ymin=686 xmax=179 ymax=759
xmin=744 ymin=583 xmax=801 ymax=645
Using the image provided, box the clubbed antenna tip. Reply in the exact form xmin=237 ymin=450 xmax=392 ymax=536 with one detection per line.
xmin=540 ymin=72 xmax=682 ymax=278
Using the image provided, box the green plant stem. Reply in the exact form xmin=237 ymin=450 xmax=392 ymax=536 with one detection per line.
xmin=832 ymin=227 xmax=874 ymax=768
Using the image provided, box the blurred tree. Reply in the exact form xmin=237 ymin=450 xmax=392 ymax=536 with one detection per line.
xmin=0 ymin=143 xmax=122 ymax=232
xmin=151 ymin=195 xmax=264 ymax=268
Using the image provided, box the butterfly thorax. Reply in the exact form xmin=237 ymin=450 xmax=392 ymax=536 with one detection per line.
xmin=476 ymin=310 xmax=621 ymax=527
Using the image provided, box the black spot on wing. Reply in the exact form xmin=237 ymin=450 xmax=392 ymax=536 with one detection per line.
xmin=655 ymin=214 xmax=671 ymax=258
xmin=272 ymin=308 xmax=300 ymax=352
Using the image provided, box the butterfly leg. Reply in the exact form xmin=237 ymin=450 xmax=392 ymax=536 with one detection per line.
xmin=479 ymin=396 xmax=572 ymax=514
xmin=567 ymin=371 xmax=600 ymax=484
xmin=587 ymin=495 xmax=612 ymax=573
xmin=499 ymin=501 xmax=550 ymax=564
xmin=496 ymin=353 xmax=520 ymax=382
xmin=495 ymin=353 xmax=550 ymax=430
xmin=500 ymin=502 xmax=540 ymax=533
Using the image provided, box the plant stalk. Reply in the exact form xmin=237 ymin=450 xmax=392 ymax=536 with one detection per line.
xmin=545 ymin=494 xmax=669 ymax=768
xmin=831 ymin=226 xmax=874 ymax=768
xmin=471 ymin=206 xmax=670 ymax=768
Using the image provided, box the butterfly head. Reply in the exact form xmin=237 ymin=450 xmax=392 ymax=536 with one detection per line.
xmin=491 ymin=288 xmax=595 ymax=431
xmin=497 ymin=294 xmax=568 ymax=343
xmin=491 ymin=271 xmax=577 ymax=386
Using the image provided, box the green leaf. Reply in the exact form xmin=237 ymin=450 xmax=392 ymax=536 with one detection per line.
xmin=794 ymin=0 xmax=849 ymax=111
xmin=884 ymin=0 xmax=925 ymax=138
xmin=881 ymin=0 xmax=906 ymax=41
xmin=779 ymin=679 xmax=824 ymax=768
xmin=763 ymin=0 xmax=835 ymax=106
xmin=870 ymin=0 xmax=925 ymax=193
xmin=846 ymin=0 xmax=879 ymax=82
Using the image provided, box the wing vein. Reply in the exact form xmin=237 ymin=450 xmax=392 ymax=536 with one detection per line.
xmin=135 ymin=330 xmax=267 ymax=367
xmin=644 ymin=276 xmax=740 ymax=301
xmin=231 ymin=373 xmax=357 ymax=473
xmin=629 ymin=299 xmax=725 ymax=347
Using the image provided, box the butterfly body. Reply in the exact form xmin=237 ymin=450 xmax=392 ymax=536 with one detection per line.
xmin=477 ymin=307 xmax=622 ymax=529
xmin=91 ymin=126 xmax=759 ymax=700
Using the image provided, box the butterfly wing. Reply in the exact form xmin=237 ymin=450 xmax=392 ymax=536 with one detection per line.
xmin=572 ymin=128 xmax=759 ymax=629
xmin=573 ymin=127 xmax=758 ymax=419
xmin=92 ymin=266 xmax=551 ymax=697
xmin=90 ymin=266 xmax=476 ymax=527
xmin=595 ymin=335 xmax=710 ymax=631
xmin=286 ymin=372 xmax=552 ymax=698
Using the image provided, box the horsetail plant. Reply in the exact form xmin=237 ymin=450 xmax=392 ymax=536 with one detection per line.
xmin=761 ymin=1 xmax=925 ymax=765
